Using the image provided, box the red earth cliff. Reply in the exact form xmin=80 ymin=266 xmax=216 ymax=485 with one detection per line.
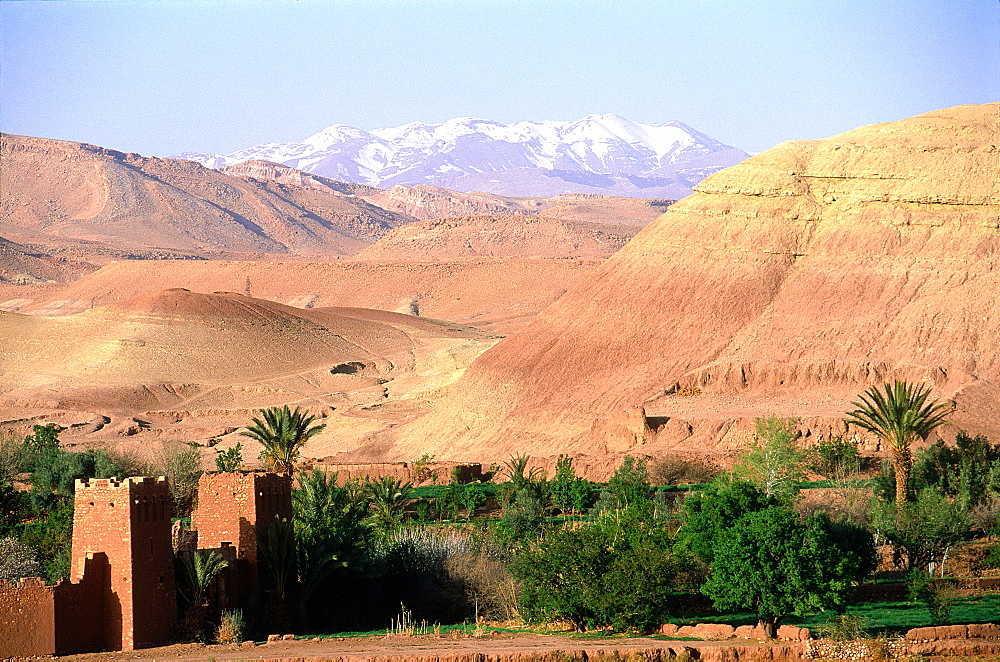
xmin=383 ymin=103 xmax=1000 ymax=464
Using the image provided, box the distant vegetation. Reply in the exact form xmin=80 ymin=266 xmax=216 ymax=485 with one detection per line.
xmin=2 ymin=383 xmax=999 ymax=644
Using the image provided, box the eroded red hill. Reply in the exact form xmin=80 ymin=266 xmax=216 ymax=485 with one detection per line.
xmin=384 ymin=103 xmax=1000 ymax=464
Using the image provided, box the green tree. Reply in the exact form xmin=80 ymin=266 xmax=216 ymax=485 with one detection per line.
xmin=292 ymin=469 xmax=365 ymax=579
xmin=240 ymin=405 xmax=326 ymax=474
xmin=605 ymin=456 xmax=652 ymax=513
xmin=678 ymin=479 xmax=779 ymax=564
xmin=733 ymin=417 xmax=804 ymax=501
xmin=18 ymin=501 xmax=74 ymax=582
xmin=870 ymin=488 xmax=972 ymax=571
xmin=911 ymin=432 xmax=1000 ymax=510
xmin=364 ymin=476 xmax=412 ymax=534
xmin=513 ymin=513 xmax=681 ymax=631
xmin=548 ymin=455 xmax=594 ymax=515
xmin=503 ymin=453 xmax=545 ymax=487
xmin=0 ymin=480 xmax=28 ymax=536
xmin=844 ymin=381 xmax=952 ymax=508
xmin=702 ymin=506 xmax=875 ymax=638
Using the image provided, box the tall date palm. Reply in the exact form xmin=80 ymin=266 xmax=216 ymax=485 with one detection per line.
xmin=240 ymin=405 xmax=326 ymax=475
xmin=844 ymin=381 xmax=952 ymax=509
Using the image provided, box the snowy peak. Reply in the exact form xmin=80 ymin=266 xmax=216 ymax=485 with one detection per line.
xmin=170 ymin=115 xmax=749 ymax=198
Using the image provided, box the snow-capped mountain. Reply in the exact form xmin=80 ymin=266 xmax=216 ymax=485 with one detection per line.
xmin=172 ymin=115 xmax=749 ymax=198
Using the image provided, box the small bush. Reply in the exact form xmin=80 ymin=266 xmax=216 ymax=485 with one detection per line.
xmin=969 ymin=495 xmax=1000 ymax=535
xmin=650 ymin=455 xmax=719 ymax=486
xmin=0 ymin=536 xmax=42 ymax=582
xmin=907 ymin=570 xmax=956 ymax=625
xmin=0 ymin=429 xmax=27 ymax=482
xmin=163 ymin=447 xmax=203 ymax=517
xmin=215 ymin=609 xmax=245 ymax=644
xmin=819 ymin=613 xmax=867 ymax=641
xmin=214 ymin=443 xmax=243 ymax=472
xmin=806 ymin=436 xmax=862 ymax=478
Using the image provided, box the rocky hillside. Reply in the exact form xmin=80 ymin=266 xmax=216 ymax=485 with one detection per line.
xmin=385 ymin=103 xmax=1000 ymax=462
xmin=0 ymin=134 xmax=412 ymax=256
xmin=351 ymin=215 xmax=639 ymax=261
xmin=0 ymin=237 xmax=98 ymax=284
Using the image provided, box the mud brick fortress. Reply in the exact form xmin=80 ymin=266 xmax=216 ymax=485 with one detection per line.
xmin=0 ymin=472 xmax=292 ymax=658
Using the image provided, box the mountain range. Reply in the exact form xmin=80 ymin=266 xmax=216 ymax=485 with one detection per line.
xmin=172 ymin=115 xmax=750 ymax=198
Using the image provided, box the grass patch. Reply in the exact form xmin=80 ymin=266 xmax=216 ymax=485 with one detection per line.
xmin=306 ymin=622 xmax=525 ymax=639
xmin=670 ymin=593 xmax=1000 ymax=636
xmin=799 ymin=593 xmax=1000 ymax=635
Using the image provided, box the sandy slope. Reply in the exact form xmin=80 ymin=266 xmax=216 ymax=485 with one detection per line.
xmin=0 ymin=289 xmax=498 ymax=465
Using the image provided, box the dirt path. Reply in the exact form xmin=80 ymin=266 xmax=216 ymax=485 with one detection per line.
xmin=59 ymin=632 xmax=807 ymax=661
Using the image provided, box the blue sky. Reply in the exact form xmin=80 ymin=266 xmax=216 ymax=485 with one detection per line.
xmin=1 ymin=0 xmax=997 ymax=157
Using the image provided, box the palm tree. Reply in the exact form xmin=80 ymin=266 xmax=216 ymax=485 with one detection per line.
xmin=176 ymin=549 xmax=229 ymax=640
xmin=844 ymin=381 xmax=952 ymax=508
xmin=240 ymin=405 xmax=326 ymax=474
xmin=364 ymin=476 xmax=413 ymax=533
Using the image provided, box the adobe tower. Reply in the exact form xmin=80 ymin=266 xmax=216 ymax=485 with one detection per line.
xmin=192 ymin=472 xmax=293 ymax=598
xmin=71 ymin=477 xmax=176 ymax=651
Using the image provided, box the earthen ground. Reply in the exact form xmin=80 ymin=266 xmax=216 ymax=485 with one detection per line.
xmin=57 ymin=631 xmax=792 ymax=661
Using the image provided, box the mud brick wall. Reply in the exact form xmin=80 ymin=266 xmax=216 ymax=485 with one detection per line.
xmin=0 ymin=577 xmax=56 ymax=658
xmin=72 ymin=477 xmax=175 ymax=651
xmin=53 ymin=552 xmax=108 ymax=654
xmin=316 ymin=461 xmax=486 ymax=485
xmin=193 ymin=472 xmax=293 ymax=565
xmin=192 ymin=472 xmax=292 ymax=598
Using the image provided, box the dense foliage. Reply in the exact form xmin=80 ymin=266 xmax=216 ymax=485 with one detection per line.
xmin=700 ymin=505 xmax=875 ymax=637
xmin=514 ymin=512 xmax=680 ymax=631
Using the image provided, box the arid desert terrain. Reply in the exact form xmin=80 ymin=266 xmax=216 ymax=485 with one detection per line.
xmin=2 ymin=102 xmax=999 ymax=476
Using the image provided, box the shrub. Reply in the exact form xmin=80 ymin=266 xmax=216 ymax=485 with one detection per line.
xmin=650 ymin=454 xmax=720 ymax=486
xmin=819 ymin=613 xmax=867 ymax=641
xmin=0 ymin=428 xmax=27 ymax=482
xmin=163 ymin=447 xmax=202 ymax=517
xmin=215 ymin=609 xmax=245 ymax=644
xmin=969 ymin=495 xmax=1000 ymax=536
xmin=214 ymin=443 xmax=243 ymax=472
xmin=513 ymin=513 xmax=681 ymax=632
xmin=0 ymin=536 xmax=42 ymax=582
xmin=806 ymin=436 xmax=862 ymax=478
xmin=907 ymin=569 xmax=956 ymax=625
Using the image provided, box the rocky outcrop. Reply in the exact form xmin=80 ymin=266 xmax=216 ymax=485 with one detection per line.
xmin=362 ymin=185 xmax=535 ymax=221
xmin=219 ymin=159 xmax=383 ymax=197
xmin=387 ymin=103 xmax=1000 ymax=461
xmin=352 ymin=215 xmax=638 ymax=261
